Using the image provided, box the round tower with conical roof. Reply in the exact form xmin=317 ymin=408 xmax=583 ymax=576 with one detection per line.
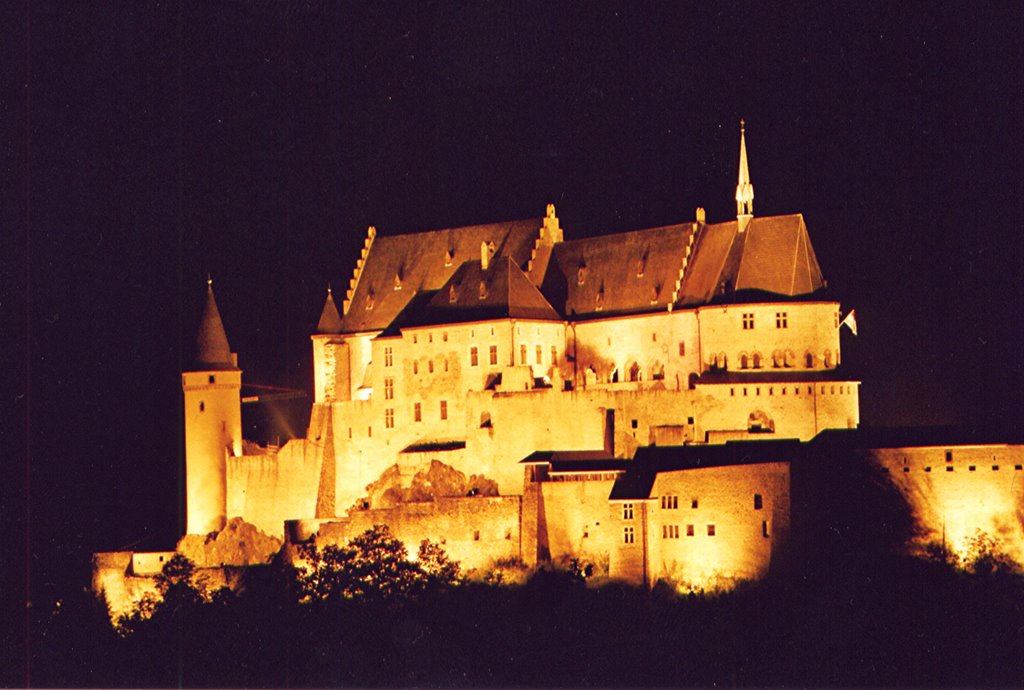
xmin=311 ymin=286 xmax=349 ymax=404
xmin=181 ymin=278 xmax=241 ymax=535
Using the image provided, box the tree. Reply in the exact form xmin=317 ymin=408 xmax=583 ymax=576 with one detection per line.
xmin=296 ymin=525 xmax=460 ymax=603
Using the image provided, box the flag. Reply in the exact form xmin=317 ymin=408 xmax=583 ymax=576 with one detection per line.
xmin=840 ymin=309 xmax=858 ymax=336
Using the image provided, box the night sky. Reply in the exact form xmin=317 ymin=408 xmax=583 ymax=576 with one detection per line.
xmin=11 ymin=3 xmax=1023 ymax=589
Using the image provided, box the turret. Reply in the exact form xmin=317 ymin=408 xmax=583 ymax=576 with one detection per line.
xmin=181 ymin=277 xmax=241 ymax=535
xmin=735 ymin=119 xmax=755 ymax=233
xmin=311 ymin=286 xmax=350 ymax=404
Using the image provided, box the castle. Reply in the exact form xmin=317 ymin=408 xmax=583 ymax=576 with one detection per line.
xmin=94 ymin=125 xmax=1024 ymax=616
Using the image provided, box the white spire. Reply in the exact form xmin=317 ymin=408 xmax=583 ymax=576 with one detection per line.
xmin=735 ymin=119 xmax=754 ymax=230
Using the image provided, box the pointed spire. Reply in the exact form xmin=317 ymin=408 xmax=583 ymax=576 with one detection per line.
xmin=317 ymin=285 xmax=343 ymax=334
xmin=194 ymin=276 xmax=235 ymax=369
xmin=735 ymin=119 xmax=755 ymax=227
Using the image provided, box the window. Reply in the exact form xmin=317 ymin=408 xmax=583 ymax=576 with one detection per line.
xmin=199 ymin=401 xmax=205 ymax=412
xmin=752 ymin=352 xmax=762 ymax=369
xmin=384 ymin=377 xmax=394 ymax=399
xmin=762 ymin=520 xmax=770 ymax=538
xmin=805 ymin=352 xmax=814 ymax=368
xmin=945 ymin=451 xmax=953 ymax=462
xmin=412 ymin=334 xmax=417 ymax=344
xmin=742 ymin=313 xmax=754 ymax=330
xmin=691 ymin=498 xmax=698 ymax=509
xmin=384 ymin=347 xmax=393 ymax=367
xmin=473 ymin=530 xmax=480 ymax=542
xmin=440 ymin=400 xmax=448 ymax=421
xmin=384 ymin=408 xmax=394 ymax=429
xmin=470 ymin=347 xmax=478 ymax=366
xmin=740 ymin=353 xmax=749 ymax=369
xmin=208 ymin=375 xmax=216 ymax=384
xmin=551 ymin=346 xmax=557 ymax=365
xmin=623 ymin=526 xmax=635 ymax=544
xmin=754 ymin=493 xmax=763 ymax=510
xmin=622 ymin=503 xmax=634 ymax=520
xmin=412 ymin=361 xmax=418 ymax=375
xmin=662 ymin=525 xmax=679 ymax=539
xmin=661 ymin=495 xmax=678 ymax=510
xmin=678 ymin=341 xmax=685 ymax=356
xmin=775 ymin=312 xmax=788 ymax=329
xmin=414 ymin=402 xmax=422 ymax=422
xmin=707 ymin=524 xmax=716 ymax=536
xmin=489 ymin=345 xmax=498 ymax=366
xmin=536 ymin=345 xmax=543 ymax=365
xmin=686 ymin=524 xmax=695 ymax=537
xmin=520 ymin=344 xmax=527 ymax=364
xmin=428 ymin=359 xmax=434 ymax=373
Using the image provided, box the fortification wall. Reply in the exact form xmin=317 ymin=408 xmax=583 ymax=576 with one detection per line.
xmin=315 ymin=495 xmax=521 ymax=572
xmin=536 ymin=478 xmax=618 ymax=570
xmin=226 ymin=439 xmax=320 ymax=538
xmin=871 ymin=445 xmax=1024 ymax=564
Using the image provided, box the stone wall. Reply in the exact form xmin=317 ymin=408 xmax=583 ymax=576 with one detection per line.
xmin=226 ymin=438 xmax=320 ymax=538
xmin=870 ymin=445 xmax=1024 ymax=565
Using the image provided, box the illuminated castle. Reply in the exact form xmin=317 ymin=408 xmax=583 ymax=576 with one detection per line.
xmin=94 ymin=125 xmax=1023 ymax=613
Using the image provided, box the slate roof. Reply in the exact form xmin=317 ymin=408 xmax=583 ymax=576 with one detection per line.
xmin=677 ymin=214 xmax=825 ymax=306
xmin=609 ymin=439 xmax=801 ymax=500
xmin=340 ymin=218 xmax=543 ymax=333
xmin=316 ymin=290 xmax=343 ymax=334
xmin=191 ymin=284 xmax=237 ymax=371
xmin=547 ymin=224 xmax=695 ymax=317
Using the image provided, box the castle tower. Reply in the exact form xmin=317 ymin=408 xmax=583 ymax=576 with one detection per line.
xmin=735 ymin=119 xmax=755 ymax=233
xmin=311 ymin=286 xmax=349 ymax=404
xmin=182 ymin=277 xmax=241 ymax=535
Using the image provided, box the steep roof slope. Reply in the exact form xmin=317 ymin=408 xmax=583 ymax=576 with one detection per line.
xmin=191 ymin=283 xmax=237 ymax=371
xmin=546 ymin=224 xmax=696 ymax=317
xmin=341 ymin=218 xmax=542 ymax=333
xmin=677 ymin=214 xmax=825 ymax=306
xmin=383 ymin=256 xmax=561 ymax=332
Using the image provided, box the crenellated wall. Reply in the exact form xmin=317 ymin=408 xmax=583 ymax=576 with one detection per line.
xmin=226 ymin=439 xmax=321 ymax=538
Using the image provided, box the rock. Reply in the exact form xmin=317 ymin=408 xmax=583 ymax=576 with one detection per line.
xmin=177 ymin=517 xmax=282 ymax=568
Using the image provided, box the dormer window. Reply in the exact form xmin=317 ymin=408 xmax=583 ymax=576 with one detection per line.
xmin=577 ymin=262 xmax=587 ymax=285
xmin=365 ymin=289 xmax=375 ymax=310
xmin=394 ymin=274 xmax=402 ymax=291
xmin=449 ymin=284 xmax=457 ymax=303
xmin=649 ymin=285 xmax=659 ymax=304
xmin=444 ymin=249 xmax=454 ymax=267
xmin=478 ymin=281 xmax=488 ymax=300
xmin=636 ymin=253 xmax=647 ymax=277
xmin=596 ymin=284 xmax=605 ymax=311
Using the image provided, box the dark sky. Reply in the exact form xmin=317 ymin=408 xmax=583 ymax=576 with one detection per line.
xmin=11 ymin=3 xmax=1023 ymax=572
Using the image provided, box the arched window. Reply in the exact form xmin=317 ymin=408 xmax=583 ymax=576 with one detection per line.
xmin=752 ymin=352 xmax=763 ymax=369
xmin=747 ymin=410 xmax=775 ymax=433
xmin=804 ymin=352 xmax=815 ymax=368
xmin=784 ymin=350 xmax=796 ymax=368
xmin=739 ymin=352 xmax=749 ymax=370
xmin=772 ymin=350 xmax=782 ymax=368
xmin=650 ymin=362 xmax=665 ymax=381
xmin=610 ymin=368 xmax=619 ymax=383
xmin=629 ymin=362 xmax=641 ymax=382
xmin=824 ymin=349 xmax=833 ymax=368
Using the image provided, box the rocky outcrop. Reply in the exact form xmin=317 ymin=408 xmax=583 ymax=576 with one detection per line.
xmin=361 ymin=460 xmax=499 ymax=510
xmin=177 ymin=517 xmax=282 ymax=568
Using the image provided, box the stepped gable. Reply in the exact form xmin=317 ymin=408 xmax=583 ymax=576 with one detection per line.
xmin=383 ymin=256 xmax=561 ymax=332
xmin=192 ymin=282 xmax=237 ymax=371
xmin=677 ymin=214 xmax=825 ymax=306
xmin=340 ymin=218 xmax=542 ymax=333
xmin=547 ymin=223 xmax=695 ymax=317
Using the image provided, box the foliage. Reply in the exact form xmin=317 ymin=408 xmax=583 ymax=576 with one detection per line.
xmin=295 ymin=525 xmax=457 ymax=603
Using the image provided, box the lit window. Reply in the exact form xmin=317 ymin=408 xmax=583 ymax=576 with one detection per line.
xmin=384 ymin=377 xmax=394 ymax=400
xmin=384 ymin=408 xmax=394 ymax=429
xmin=440 ymin=400 xmax=448 ymax=421
xmin=623 ymin=526 xmax=635 ymax=544
xmin=775 ymin=312 xmax=788 ymax=329
xmin=470 ymin=347 xmax=478 ymax=367
xmin=707 ymin=524 xmax=716 ymax=536
xmin=754 ymin=493 xmax=763 ymax=510
xmin=520 ymin=344 xmax=527 ymax=364
xmin=623 ymin=503 xmax=634 ymax=520
xmin=384 ymin=347 xmax=393 ymax=367
xmin=489 ymin=345 xmax=498 ymax=366
xmin=414 ymin=402 xmax=421 ymax=422
xmin=742 ymin=313 xmax=754 ymax=330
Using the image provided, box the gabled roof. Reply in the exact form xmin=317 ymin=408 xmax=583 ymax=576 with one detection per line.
xmin=547 ymin=223 xmax=696 ymax=317
xmin=316 ymin=290 xmax=343 ymax=334
xmin=340 ymin=218 xmax=542 ymax=333
xmin=383 ymin=256 xmax=561 ymax=332
xmin=678 ymin=215 xmax=825 ymax=306
xmin=191 ymin=283 xmax=237 ymax=371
